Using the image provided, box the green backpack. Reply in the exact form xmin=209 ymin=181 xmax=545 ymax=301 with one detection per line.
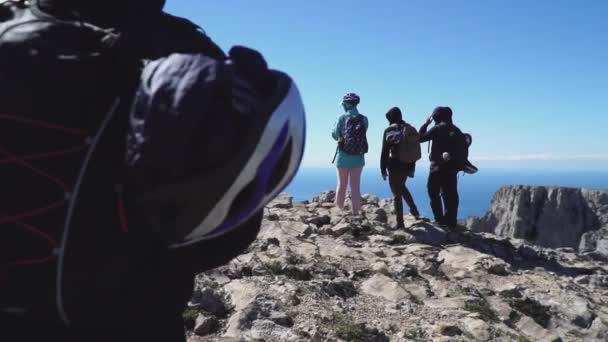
xmin=387 ymin=123 xmax=421 ymax=163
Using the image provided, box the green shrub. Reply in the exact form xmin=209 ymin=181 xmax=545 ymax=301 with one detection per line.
xmin=330 ymin=312 xmax=366 ymax=342
xmin=464 ymin=298 xmax=499 ymax=322
xmin=507 ymin=298 xmax=551 ymax=327
xmin=182 ymin=307 xmax=198 ymax=330
xmin=265 ymin=260 xmax=283 ymax=275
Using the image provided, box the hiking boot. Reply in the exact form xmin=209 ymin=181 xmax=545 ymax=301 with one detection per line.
xmin=393 ymin=223 xmax=406 ymax=230
xmin=410 ymin=208 xmax=421 ymax=220
xmin=433 ymin=220 xmax=447 ymax=227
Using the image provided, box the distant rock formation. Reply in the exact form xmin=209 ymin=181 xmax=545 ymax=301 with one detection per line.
xmin=184 ymin=191 xmax=608 ymax=342
xmin=466 ymin=186 xmax=608 ymax=261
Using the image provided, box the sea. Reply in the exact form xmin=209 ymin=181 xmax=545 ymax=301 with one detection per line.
xmin=285 ymin=167 xmax=608 ymax=220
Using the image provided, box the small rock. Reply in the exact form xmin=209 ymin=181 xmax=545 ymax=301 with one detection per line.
xmin=436 ymin=323 xmax=463 ymax=337
xmin=385 ymin=248 xmax=402 ymax=257
xmin=371 ymin=261 xmax=390 ymax=275
xmin=194 ymin=314 xmax=219 ymax=336
xmin=313 ymin=190 xmax=336 ymax=203
xmin=269 ymin=311 xmax=294 ymax=327
xmin=574 ymin=275 xmax=591 ymax=285
xmin=368 ymin=247 xmax=386 ymax=257
xmin=306 ymin=215 xmax=331 ymax=227
xmin=389 ymin=264 xmax=418 ymax=278
xmin=391 ymin=231 xmax=414 ymax=245
xmin=286 ymin=222 xmax=314 ymax=237
xmin=369 ymin=235 xmax=394 ymax=245
xmin=361 ymin=274 xmax=411 ymax=302
xmin=190 ymin=288 xmax=227 ymax=316
xmin=281 ymin=265 xmax=313 ymax=281
xmin=462 ymin=317 xmax=491 ymax=341
xmin=318 ymin=225 xmax=333 ymax=235
xmin=266 ymin=213 xmax=280 ymax=221
xmin=516 ymin=316 xmax=562 ymax=342
xmin=372 ymin=208 xmax=388 ymax=223
xmin=331 ymin=222 xmax=351 ymax=237
xmin=268 ymin=193 xmax=293 ymax=209
xmin=363 ymin=193 xmax=380 ymax=205
xmin=373 ymin=226 xmax=388 ymax=235
xmin=483 ymin=259 xmax=510 ymax=276
xmin=322 ymin=278 xmax=357 ymax=298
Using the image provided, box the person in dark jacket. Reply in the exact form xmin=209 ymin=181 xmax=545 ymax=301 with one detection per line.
xmin=381 ymin=107 xmax=420 ymax=229
xmin=418 ymin=106 xmax=461 ymax=228
xmin=0 ymin=1 xmax=306 ymax=341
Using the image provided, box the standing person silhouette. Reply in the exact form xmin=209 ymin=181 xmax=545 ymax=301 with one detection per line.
xmin=419 ymin=106 xmax=462 ymax=228
xmin=332 ymin=93 xmax=368 ymax=216
xmin=381 ymin=106 xmax=421 ymax=229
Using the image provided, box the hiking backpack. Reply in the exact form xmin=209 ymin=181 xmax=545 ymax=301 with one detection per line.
xmin=446 ymin=126 xmax=474 ymax=171
xmin=386 ymin=123 xmax=421 ymax=163
xmin=0 ymin=0 xmax=228 ymax=325
xmin=340 ymin=114 xmax=368 ymax=155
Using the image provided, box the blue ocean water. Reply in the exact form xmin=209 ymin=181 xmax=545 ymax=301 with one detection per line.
xmin=285 ymin=167 xmax=608 ymax=219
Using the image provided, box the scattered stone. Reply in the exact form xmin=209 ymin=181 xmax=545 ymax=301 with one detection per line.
xmin=515 ymin=316 xmax=563 ymax=342
xmin=390 ymin=231 xmax=414 ymax=245
xmin=438 ymin=246 xmax=508 ymax=279
xmin=269 ymin=311 xmax=294 ymax=327
xmin=188 ymin=190 xmax=608 ymax=341
xmin=331 ymin=222 xmax=351 ymax=237
xmin=322 ymin=278 xmax=357 ymax=298
xmin=306 ymin=215 xmax=331 ymax=227
xmin=362 ymin=193 xmax=380 ymax=205
xmin=372 ymin=208 xmax=388 ymax=223
xmin=361 ymin=274 xmax=411 ymax=302
xmin=281 ymin=265 xmax=313 ymax=281
xmin=436 ymin=323 xmax=463 ymax=337
xmin=268 ymin=192 xmax=293 ymax=209
xmin=369 ymin=235 xmax=394 ymax=245
xmin=462 ymin=317 xmax=492 ymax=341
xmin=371 ymin=261 xmax=390 ymax=275
xmin=313 ymin=190 xmax=336 ymax=203
xmin=194 ymin=314 xmax=219 ymax=336
xmin=190 ymin=288 xmax=227 ymax=316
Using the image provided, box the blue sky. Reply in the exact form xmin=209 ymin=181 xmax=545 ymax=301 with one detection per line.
xmin=165 ymin=0 xmax=608 ymax=170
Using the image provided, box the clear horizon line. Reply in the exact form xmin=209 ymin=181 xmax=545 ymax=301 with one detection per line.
xmin=300 ymin=154 xmax=608 ymax=166
xmin=471 ymin=154 xmax=608 ymax=161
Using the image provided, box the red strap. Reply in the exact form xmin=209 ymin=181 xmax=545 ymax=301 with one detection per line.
xmin=0 ymin=113 xmax=87 ymax=267
xmin=116 ymin=187 xmax=129 ymax=233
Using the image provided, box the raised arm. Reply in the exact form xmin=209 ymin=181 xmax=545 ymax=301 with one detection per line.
xmin=418 ymin=116 xmax=437 ymax=143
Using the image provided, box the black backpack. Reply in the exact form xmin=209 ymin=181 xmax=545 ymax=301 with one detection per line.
xmin=0 ymin=0 xmax=226 ymax=326
xmin=446 ymin=126 xmax=473 ymax=171
xmin=340 ymin=114 xmax=368 ymax=155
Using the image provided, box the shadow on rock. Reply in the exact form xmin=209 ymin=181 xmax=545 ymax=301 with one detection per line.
xmin=407 ymin=222 xmax=605 ymax=278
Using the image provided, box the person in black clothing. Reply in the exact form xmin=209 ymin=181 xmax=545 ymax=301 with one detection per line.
xmin=419 ymin=106 xmax=461 ymax=228
xmin=0 ymin=1 xmax=306 ymax=341
xmin=381 ymin=107 xmax=420 ymax=229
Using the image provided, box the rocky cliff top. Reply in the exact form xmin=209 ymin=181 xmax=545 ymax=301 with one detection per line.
xmin=467 ymin=185 xmax=608 ymax=261
xmin=185 ymin=191 xmax=608 ymax=342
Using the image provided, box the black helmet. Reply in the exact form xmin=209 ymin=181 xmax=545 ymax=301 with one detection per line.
xmin=342 ymin=92 xmax=360 ymax=105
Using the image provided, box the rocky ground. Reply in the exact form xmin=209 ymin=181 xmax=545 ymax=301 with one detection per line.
xmin=183 ymin=191 xmax=608 ymax=342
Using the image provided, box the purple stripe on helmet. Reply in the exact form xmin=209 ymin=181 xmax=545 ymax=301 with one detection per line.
xmin=208 ymin=122 xmax=290 ymax=235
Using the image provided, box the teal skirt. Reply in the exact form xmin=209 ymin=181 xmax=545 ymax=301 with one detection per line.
xmin=335 ymin=150 xmax=365 ymax=168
